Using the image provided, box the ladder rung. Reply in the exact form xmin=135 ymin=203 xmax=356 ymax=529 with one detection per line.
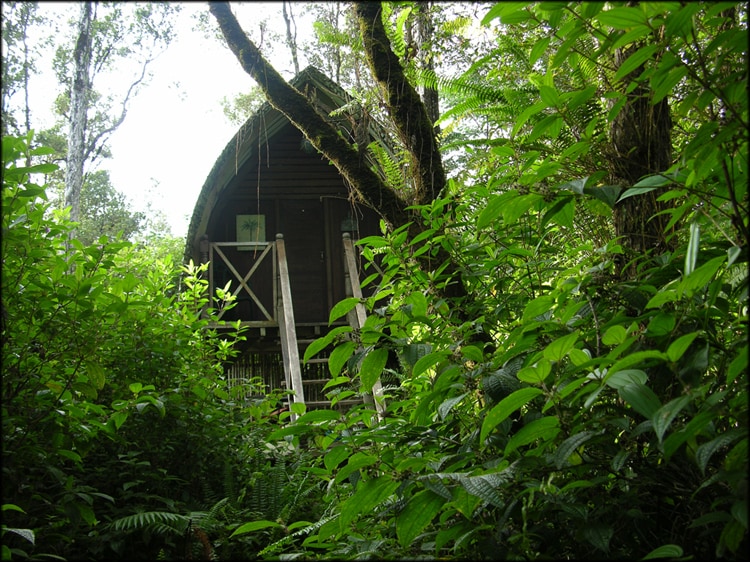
xmin=305 ymin=358 xmax=329 ymax=364
xmin=302 ymin=379 xmax=331 ymax=384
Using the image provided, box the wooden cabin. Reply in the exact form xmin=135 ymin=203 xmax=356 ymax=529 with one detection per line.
xmin=185 ymin=66 xmax=386 ymax=415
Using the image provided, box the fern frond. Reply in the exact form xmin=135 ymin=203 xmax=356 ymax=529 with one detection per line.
xmin=367 ymin=140 xmax=409 ymax=192
xmin=257 ymin=514 xmax=337 ymax=557
xmin=110 ymin=511 xmax=190 ymax=533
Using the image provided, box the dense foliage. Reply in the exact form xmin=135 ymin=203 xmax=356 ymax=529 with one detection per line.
xmin=2 ymin=1 xmax=748 ymax=561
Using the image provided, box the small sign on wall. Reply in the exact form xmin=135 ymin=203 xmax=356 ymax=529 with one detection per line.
xmin=237 ymin=214 xmax=265 ymax=250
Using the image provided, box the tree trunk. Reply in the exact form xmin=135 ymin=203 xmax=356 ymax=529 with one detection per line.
xmin=64 ymin=1 xmax=93 ymax=225
xmin=610 ymin=41 xmax=674 ymax=276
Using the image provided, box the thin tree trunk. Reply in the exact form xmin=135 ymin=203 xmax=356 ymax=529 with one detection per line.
xmin=282 ymin=1 xmax=299 ymax=75
xmin=65 ymin=1 xmax=93 ymax=225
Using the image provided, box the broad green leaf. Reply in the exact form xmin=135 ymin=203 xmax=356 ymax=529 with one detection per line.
xmin=666 ymin=332 xmax=699 ymax=363
xmin=438 ymin=393 xmax=467 ymax=421
xmin=478 ymin=192 xmax=515 ymax=229
xmin=607 ymin=350 xmax=667 ymax=376
xmin=605 ymin=369 xmax=648 ymax=389
xmin=517 ymin=359 xmax=552 ymax=384
xmin=505 ymin=415 xmax=560 ymax=455
xmin=618 ymin=382 xmax=662 ymax=418
xmin=86 ymin=361 xmax=106 ymax=390
xmin=555 ymin=430 xmax=598 ymax=469
xmin=503 ymin=193 xmax=542 ymax=224
xmin=231 ymin=520 xmax=283 ymax=537
xmin=617 ymin=186 xmax=657 ymax=203
xmin=396 ymin=490 xmax=445 ymax=548
xmin=529 ymin=37 xmax=550 ymax=65
xmin=328 ymin=341 xmax=356 ymax=377
xmin=602 ymin=325 xmax=628 ymax=346
xmin=295 ymin=409 xmax=340 ymax=424
xmin=646 ymin=313 xmax=675 ymax=336
xmin=583 ymin=522 xmax=613 ymax=553
xmin=359 ymin=347 xmax=388 ymax=393
xmin=727 ymin=346 xmax=747 ymax=385
xmin=652 ymin=395 xmax=691 ymax=443
xmin=679 ymin=256 xmax=725 ymax=295
xmin=339 ymin=475 xmax=399 ymax=529
xmin=324 ymin=446 xmax=350 ymax=473
xmin=694 ymin=429 xmax=744 ymax=474
xmin=523 ymin=295 xmax=555 ymax=322
xmin=539 ymin=85 xmax=560 ymax=107
xmin=642 ymin=544 xmax=684 ymax=560
xmin=615 ymin=44 xmax=660 ymax=81
xmin=662 ymin=410 xmax=714 ymax=461
xmin=329 ymin=297 xmax=360 ymax=324
xmin=583 ymin=185 xmax=622 ymax=208
xmin=543 ymin=331 xmax=579 ymax=362
xmin=596 ymin=6 xmax=649 ymax=29
xmin=461 ymin=345 xmax=484 ymax=363
xmin=335 ymin=452 xmax=379 ymax=484
xmin=412 ymin=351 xmax=448 ymax=378
xmin=481 ymin=387 xmax=543 ymax=444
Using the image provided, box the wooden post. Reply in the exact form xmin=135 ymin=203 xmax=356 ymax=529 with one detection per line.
xmin=342 ymin=233 xmax=386 ymax=420
xmin=275 ymin=234 xmax=305 ymax=421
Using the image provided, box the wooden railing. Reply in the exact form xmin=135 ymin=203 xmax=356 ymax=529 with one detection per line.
xmin=206 ymin=240 xmax=276 ymax=324
xmin=342 ymin=233 xmax=386 ymax=420
xmin=203 ymin=233 xmax=384 ymax=421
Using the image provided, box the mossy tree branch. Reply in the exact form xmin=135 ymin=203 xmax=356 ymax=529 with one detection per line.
xmin=208 ymin=1 xmax=409 ymax=228
xmin=353 ymin=2 xmax=446 ymax=205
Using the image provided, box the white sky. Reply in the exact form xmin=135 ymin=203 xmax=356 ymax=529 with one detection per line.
xmin=24 ymin=2 xmax=312 ymax=238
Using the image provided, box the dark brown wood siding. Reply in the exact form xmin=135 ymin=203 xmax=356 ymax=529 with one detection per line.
xmin=204 ymin=122 xmax=380 ymax=325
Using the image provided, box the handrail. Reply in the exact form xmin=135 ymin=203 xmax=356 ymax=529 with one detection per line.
xmin=342 ymin=233 xmax=386 ymax=420
xmin=275 ymin=234 xmax=305 ymax=421
xmin=207 ymin=241 xmax=275 ymax=322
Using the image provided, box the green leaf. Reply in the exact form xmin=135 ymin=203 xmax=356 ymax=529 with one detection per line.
xmin=695 ymin=430 xmax=744 ymax=474
xmin=505 ymin=415 xmax=560 ymax=455
xmin=583 ymin=185 xmax=622 ymax=208
xmin=646 ymin=313 xmax=675 ymax=336
xmin=652 ymin=395 xmax=691 ymax=443
xmin=596 ymin=6 xmax=649 ymax=29
xmin=396 ymin=490 xmax=445 ymax=548
xmin=329 ymin=297 xmax=360 ymax=324
xmin=679 ymin=255 xmax=725 ymax=295
xmin=615 ymin=44 xmax=660 ymax=80
xmin=641 ymin=544 xmax=684 ymax=559
xmin=543 ymin=331 xmax=579 ymax=362
xmin=412 ymin=351 xmax=447 ymax=378
xmin=359 ymin=347 xmax=388 ymax=393
xmin=619 ymin=382 xmax=662 ymax=418
xmin=666 ymin=332 xmax=700 ymax=363
xmin=295 ymin=409 xmax=340 ymax=424
xmin=339 ymin=475 xmax=399 ymax=530
xmin=605 ymin=369 xmax=648 ymax=389
xmin=727 ymin=346 xmax=748 ymax=385
xmin=617 ymin=186 xmax=657 ymax=203
xmin=328 ymin=341 xmax=356 ymax=377
xmin=503 ymin=193 xmax=542 ymax=224
xmin=583 ymin=522 xmax=613 ymax=553
xmin=481 ymin=387 xmax=543 ymax=444
xmin=523 ymin=295 xmax=555 ymax=322
xmin=438 ymin=393 xmax=467 ymax=420
xmin=335 ymin=452 xmax=379 ymax=484
xmin=231 ymin=520 xmax=284 ymax=537
xmin=85 ymin=361 xmax=106 ymax=390
xmin=685 ymin=222 xmax=700 ymax=276
xmin=517 ymin=359 xmax=552 ymax=384
xmin=602 ymin=325 xmax=628 ymax=346
xmin=555 ymin=430 xmax=598 ymax=469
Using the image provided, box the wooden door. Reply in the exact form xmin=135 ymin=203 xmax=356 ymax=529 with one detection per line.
xmin=278 ymin=199 xmax=328 ymax=323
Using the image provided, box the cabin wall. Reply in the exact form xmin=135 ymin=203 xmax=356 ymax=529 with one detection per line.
xmin=204 ymin=122 xmax=380 ymax=326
